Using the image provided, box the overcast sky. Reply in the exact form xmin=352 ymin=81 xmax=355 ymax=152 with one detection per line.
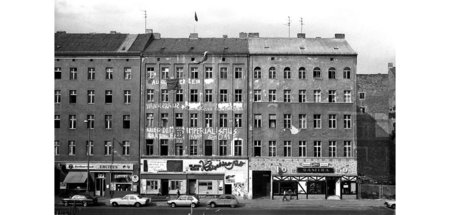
xmin=55 ymin=0 xmax=396 ymax=74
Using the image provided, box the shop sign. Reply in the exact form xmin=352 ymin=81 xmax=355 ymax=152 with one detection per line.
xmin=302 ymin=163 xmax=311 ymax=167
xmin=66 ymin=163 xmax=133 ymax=170
xmin=225 ymin=175 xmax=235 ymax=184
xmin=320 ymin=163 xmax=329 ymax=167
xmin=131 ymin=175 xmax=139 ymax=183
xmin=297 ymin=167 xmax=334 ymax=173
xmin=199 ymin=160 xmax=246 ymax=171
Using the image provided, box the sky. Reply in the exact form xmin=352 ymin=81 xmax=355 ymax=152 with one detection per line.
xmin=55 ymin=0 xmax=396 ymax=74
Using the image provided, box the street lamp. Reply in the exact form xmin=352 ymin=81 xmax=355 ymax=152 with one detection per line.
xmin=84 ymin=120 xmax=91 ymax=195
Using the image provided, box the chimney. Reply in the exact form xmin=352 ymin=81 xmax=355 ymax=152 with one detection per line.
xmin=223 ymin=35 xmax=228 ymax=38
xmin=152 ymin=33 xmax=161 ymax=39
xmin=297 ymin=33 xmax=306 ymax=38
xmin=239 ymin=32 xmax=248 ymax=38
xmin=248 ymin=32 xmax=259 ymax=38
xmin=189 ymin=33 xmax=199 ymax=39
xmin=145 ymin=29 xmax=153 ymax=34
xmin=335 ymin=33 xmax=345 ymax=39
xmin=388 ymin=62 xmax=394 ymax=68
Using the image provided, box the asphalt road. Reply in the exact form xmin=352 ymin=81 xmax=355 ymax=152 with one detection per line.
xmin=55 ymin=206 xmax=395 ymax=215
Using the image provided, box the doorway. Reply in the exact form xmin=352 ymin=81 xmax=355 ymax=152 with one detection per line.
xmin=95 ymin=174 xmax=105 ymax=196
xmin=224 ymin=184 xmax=232 ymax=194
xmin=188 ymin=179 xmax=197 ymax=195
xmin=161 ymin=179 xmax=169 ymax=195
xmin=326 ymin=178 xmax=336 ymax=196
xmin=252 ymin=171 xmax=271 ymax=198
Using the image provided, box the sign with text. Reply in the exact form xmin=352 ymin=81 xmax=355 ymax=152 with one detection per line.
xmin=66 ymin=163 xmax=133 ymax=170
xmin=297 ymin=167 xmax=334 ymax=173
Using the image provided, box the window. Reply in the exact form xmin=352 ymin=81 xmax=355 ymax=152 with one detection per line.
xmin=205 ymin=67 xmax=213 ymax=79
xmin=87 ymin=68 xmax=95 ymax=80
xmin=328 ymin=67 xmax=336 ymax=79
xmin=147 ymin=67 xmax=155 ymax=79
xmin=269 ymin=141 xmax=276 ymax=157
xmin=146 ymin=113 xmax=154 ymax=127
xmin=87 ymin=90 xmax=95 ymax=104
xmin=268 ymin=67 xmax=276 ymax=79
xmin=254 ymin=90 xmax=261 ymax=102
xmin=299 ymin=114 xmax=307 ymax=129
xmin=190 ymin=89 xmax=198 ymax=102
xmin=55 ymin=67 xmax=61 ymax=79
xmin=105 ymin=90 xmax=113 ymax=104
xmin=105 ymin=115 xmax=112 ymax=129
xmin=219 ymin=114 xmax=228 ymax=127
xmin=344 ymin=115 xmax=351 ymax=129
xmin=149 ymin=180 xmax=159 ymax=190
xmin=314 ymin=90 xmax=321 ymax=103
xmin=299 ymin=141 xmax=306 ymax=157
xmin=313 ymin=114 xmax=321 ymax=129
xmin=314 ymin=141 xmax=321 ymax=157
xmin=55 ymin=90 xmax=61 ymax=104
xmin=254 ymin=67 xmax=261 ymax=79
xmin=104 ymin=141 xmax=112 ymax=156
xmin=205 ymin=89 xmax=213 ymax=102
xmin=254 ymin=141 xmax=261 ymax=157
xmin=124 ymin=90 xmax=131 ymax=104
xmin=160 ymin=139 xmax=168 ymax=156
xmin=161 ymin=113 xmax=169 ymax=127
xmin=55 ymin=115 xmax=60 ymax=128
xmin=284 ymin=67 xmax=291 ymax=79
xmin=69 ymin=115 xmax=76 ymax=129
xmin=175 ymin=140 xmax=183 ymax=156
xmin=219 ymin=140 xmax=227 ymax=156
xmin=235 ymin=67 xmax=242 ymax=79
xmin=175 ymin=90 xmax=183 ymax=102
xmin=359 ymin=106 xmax=366 ymax=113
xmin=205 ymin=140 xmax=213 ymax=156
xmin=69 ymin=90 xmax=77 ymax=104
xmin=68 ymin=140 xmax=76 ymax=155
xmin=122 ymin=141 xmax=130 ymax=155
xmin=269 ymin=90 xmax=276 ymax=102
xmin=284 ymin=141 xmax=292 ymax=157
xmin=55 ymin=140 xmax=60 ymax=156
xmin=190 ymin=67 xmax=198 ymax=79
xmin=205 ymin=113 xmax=213 ymax=127
xmin=123 ymin=115 xmax=130 ymax=129
xmin=190 ymin=113 xmax=198 ymax=127
xmin=175 ymin=113 xmax=183 ymax=127
xmin=190 ymin=140 xmax=198 ymax=156
xmin=329 ymin=114 xmax=337 ymax=129
xmin=124 ymin=67 xmax=132 ymax=80
xmin=328 ymin=90 xmax=336 ymax=103
xmin=70 ymin=67 xmax=77 ymax=80
xmin=220 ymin=89 xmax=228 ymax=102
xmin=344 ymin=90 xmax=352 ymax=103
xmin=170 ymin=181 xmax=181 ymax=190
xmin=269 ymin=114 xmax=276 ymax=128
xmin=176 ymin=67 xmax=183 ymax=78
xmin=299 ymin=67 xmax=306 ymax=79
xmin=161 ymin=67 xmax=169 ymax=79
xmin=145 ymin=139 xmax=154 ymax=155
xmin=359 ymin=92 xmax=366 ymax=100
xmin=299 ymin=90 xmax=306 ymax=103
xmin=254 ymin=114 xmax=262 ymax=128
xmin=86 ymin=140 xmax=94 ymax=156
xmin=235 ymin=114 xmax=242 ymax=128
xmin=86 ymin=115 xmax=94 ymax=129
xmin=147 ymin=89 xmax=154 ymax=102
xmin=161 ymin=89 xmax=169 ymax=102
xmin=235 ymin=89 xmax=242 ymax=102
xmin=284 ymin=90 xmax=291 ymax=102
xmin=234 ymin=140 xmax=242 ymax=156
xmin=313 ymin=67 xmax=321 ymax=78
xmin=343 ymin=67 xmax=351 ymax=79
xmin=220 ymin=67 xmax=227 ymax=79
xmin=106 ymin=67 xmax=113 ymax=80
xmin=344 ymin=141 xmax=352 ymax=157
xmin=284 ymin=114 xmax=291 ymax=129
xmin=329 ymin=141 xmax=336 ymax=157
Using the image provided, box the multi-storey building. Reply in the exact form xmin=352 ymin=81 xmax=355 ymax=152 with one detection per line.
xmin=247 ymin=33 xmax=358 ymax=200
xmin=54 ymin=32 xmax=152 ymax=197
xmin=139 ymin=33 xmax=250 ymax=198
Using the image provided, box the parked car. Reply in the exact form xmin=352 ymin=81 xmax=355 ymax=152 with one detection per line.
xmin=62 ymin=194 xmax=97 ymax=207
xmin=207 ymin=194 xmax=239 ymax=208
xmin=167 ymin=195 xmax=199 ymax=208
xmin=110 ymin=194 xmax=151 ymax=207
xmin=384 ymin=199 xmax=396 ymax=209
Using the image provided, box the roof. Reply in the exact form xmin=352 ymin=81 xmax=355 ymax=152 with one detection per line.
xmin=248 ymin=38 xmax=357 ymax=55
xmin=143 ymin=38 xmax=248 ymax=55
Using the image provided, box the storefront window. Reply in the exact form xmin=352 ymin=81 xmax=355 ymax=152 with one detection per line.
xmin=307 ymin=181 xmax=325 ymax=194
xmin=272 ymin=181 xmax=297 ymax=195
xmin=111 ymin=173 xmax=132 ymax=191
xmin=341 ymin=181 xmax=357 ymax=194
xmin=170 ymin=180 xmax=181 ymax=190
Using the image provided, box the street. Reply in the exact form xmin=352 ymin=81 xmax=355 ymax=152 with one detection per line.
xmin=55 ymin=206 xmax=395 ymax=215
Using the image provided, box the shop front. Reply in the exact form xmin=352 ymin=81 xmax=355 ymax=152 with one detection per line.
xmin=140 ymin=158 xmax=249 ymax=199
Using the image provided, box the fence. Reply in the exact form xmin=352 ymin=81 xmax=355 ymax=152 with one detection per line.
xmin=359 ymin=184 xmax=395 ymax=199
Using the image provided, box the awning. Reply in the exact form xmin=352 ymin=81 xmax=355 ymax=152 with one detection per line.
xmin=63 ymin=172 xmax=88 ymax=184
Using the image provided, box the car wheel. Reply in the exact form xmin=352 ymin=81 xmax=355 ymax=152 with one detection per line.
xmin=191 ymin=203 xmax=196 ymax=208
xmin=171 ymin=203 xmax=176 ymax=208
xmin=134 ymin=202 xmax=141 ymax=208
xmin=210 ymin=202 xmax=216 ymax=208
xmin=112 ymin=202 xmax=118 ymax=207
xmin=391 ymin=204 xmax=395 ymax=209
xmin=82 ymin=201 xmax=88 ymax=207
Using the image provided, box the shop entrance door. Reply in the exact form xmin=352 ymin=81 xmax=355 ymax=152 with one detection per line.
xmin=252 ymin=171 xmax=271 ymax=198
xmin=224 ymin=184 xmax=232 ymax=194
xmin=326 ymin=178 xmax=336 ymax=196
xmin=188 ymin=179 xmax=196 ymax=195
xmin=161 ymin=179 xmax=169 ymax=195
xmin=95 ymin=175 xmax=105 ymax=196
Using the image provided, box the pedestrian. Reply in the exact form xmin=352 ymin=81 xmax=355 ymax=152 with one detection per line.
xmin=288 ymin=189 xmax=293 ymax=200
xmin=177 ymin=189 xmax=180 ymax=198
xmin=282 ymin=190 xmax=288 ymax=201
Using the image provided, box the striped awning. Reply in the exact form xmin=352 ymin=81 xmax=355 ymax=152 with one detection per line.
xmin=63 ymin=172 xmax=88 ymax=184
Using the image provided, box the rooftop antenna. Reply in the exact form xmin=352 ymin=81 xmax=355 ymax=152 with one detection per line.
xmin=286 ymin=16 xmax=291 ymax=38
xmin=300 ymin=17 xmax=304 ymax=33
xmin=144 ymin=10 xmax=147 ymax=33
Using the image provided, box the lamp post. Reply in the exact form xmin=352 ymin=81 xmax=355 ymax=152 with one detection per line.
xmin=84 ymin=120 xmax=91 ymax=195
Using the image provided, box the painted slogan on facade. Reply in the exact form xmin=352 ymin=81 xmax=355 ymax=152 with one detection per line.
xmin=145 ymin=102 xmax=243 ymax=112
xmin=146 ymin=127 xmax=238 ymax=140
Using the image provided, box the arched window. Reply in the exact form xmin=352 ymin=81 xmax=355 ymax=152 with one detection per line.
xmin=283 ymin=67 xmax=291 ymax=79
xmin=343 ymin=67 xmax=351 ymax=79
xmin=299 ymin=67 xmax=306 ymax=79
xmin=328 ymin=67 xmax=336 ymax=79
xmin=313 ymin=67 xmax=321 ymax=78
xmin=254 ymin=67 xmax=261 ymax=79
xmin=269 ymin=67 xmax=276 ymax=79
